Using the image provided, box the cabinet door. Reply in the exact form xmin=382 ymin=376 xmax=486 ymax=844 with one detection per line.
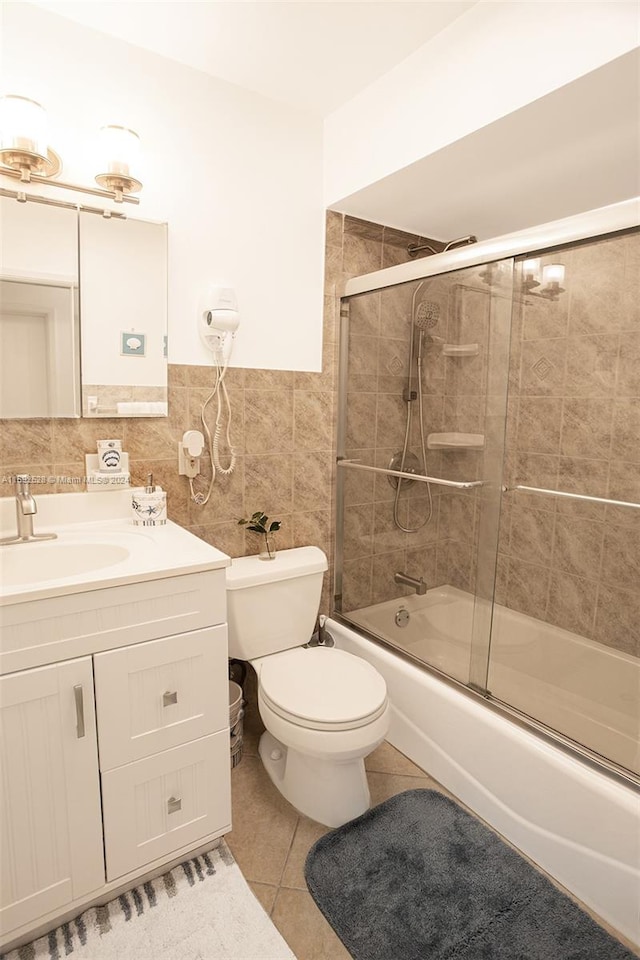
xmin=0 ymin=658 xmax=104 ymax=937
xmin=101 ymin=732 xmax=231 ymax=881
xmin=94 ymin=625 xmax=228 ymax=771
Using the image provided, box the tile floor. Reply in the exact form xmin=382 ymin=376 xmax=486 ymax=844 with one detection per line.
xmin=226 ymin=668 xmax=639 ymax=960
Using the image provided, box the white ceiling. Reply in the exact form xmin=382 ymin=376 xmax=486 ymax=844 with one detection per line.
xmin=333 ymin=48 xmax=640 ymax=241
xmin=32 ymin=0 xmax=477 ymax=115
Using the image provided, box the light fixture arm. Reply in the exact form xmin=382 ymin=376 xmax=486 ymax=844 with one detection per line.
xmin=0 ymin=165 xmax=140 ymax=205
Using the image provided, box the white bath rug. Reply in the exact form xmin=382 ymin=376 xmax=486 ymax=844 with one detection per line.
xmin=1 ymin=842 xmax=296 ymax=960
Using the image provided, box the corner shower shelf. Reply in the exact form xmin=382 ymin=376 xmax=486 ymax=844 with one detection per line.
xmin=442 ymin=343 xmax=479 ymax=357
xmin=427 ymin=433 xmax=485 ymax=450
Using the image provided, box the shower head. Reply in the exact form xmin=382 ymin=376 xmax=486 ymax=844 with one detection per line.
xmin=414 ymin=300 xmax=440 ymax=330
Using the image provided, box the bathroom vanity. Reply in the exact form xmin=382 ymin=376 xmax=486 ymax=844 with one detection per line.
xmin=0 ymin=492 xmax=231 ymax=951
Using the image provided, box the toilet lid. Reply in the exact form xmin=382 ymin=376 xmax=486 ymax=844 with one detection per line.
xmin=258 ymin=647 xmax=388 ymax=730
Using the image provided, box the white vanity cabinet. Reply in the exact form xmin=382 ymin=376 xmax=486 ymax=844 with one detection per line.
xmin=0 ymin=657 xmax=104 ymax=935
xmin=0 ymin=552 xmax=231 ymax=952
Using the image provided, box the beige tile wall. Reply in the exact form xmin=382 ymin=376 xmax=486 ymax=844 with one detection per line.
xmin=499 ymin=231 xmax=640 ymax=655
xmin=0 ymin=211 xmax=431 ymax=617
xmin=340 ymin=265 xmax=496 ymax=610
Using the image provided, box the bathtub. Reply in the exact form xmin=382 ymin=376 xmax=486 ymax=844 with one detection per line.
xmin=328 ymin=602 xmax=640 ymax=947
xmin=347 ymin=585 xmax=640 ymax=775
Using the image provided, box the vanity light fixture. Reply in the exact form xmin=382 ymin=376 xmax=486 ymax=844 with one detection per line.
xmin=0 ymin=94 xmax=142 ymax=204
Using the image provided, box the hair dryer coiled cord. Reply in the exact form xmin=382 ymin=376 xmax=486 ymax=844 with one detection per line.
xmin=189 ymin=358 xmax=237 ymax=505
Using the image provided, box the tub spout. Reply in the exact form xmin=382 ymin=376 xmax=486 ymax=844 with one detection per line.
xmin=394 ymin=571 xmax=427 ymax=595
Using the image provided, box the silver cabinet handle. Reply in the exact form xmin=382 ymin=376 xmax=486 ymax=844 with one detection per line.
xmin=167 ymin=796 xmax=182 ymax=814
xmin=74 ymin=684 xmax=85 ymax=739
xmin=162 ymin=690 xmax=178 ymax=707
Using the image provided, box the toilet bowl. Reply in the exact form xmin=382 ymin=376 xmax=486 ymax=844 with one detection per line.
xmin=226 ymin=546 xmax=390 ymax=827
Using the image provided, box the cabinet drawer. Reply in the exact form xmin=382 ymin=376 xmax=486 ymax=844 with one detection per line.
xmin=101 ymin=733 xmax=231 ymax=881
xmin=94 ymin=626 xmax=228 ymax=771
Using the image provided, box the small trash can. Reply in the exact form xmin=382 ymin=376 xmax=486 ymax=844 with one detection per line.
xmin=229 ymin=680 xmax=245 ymax=768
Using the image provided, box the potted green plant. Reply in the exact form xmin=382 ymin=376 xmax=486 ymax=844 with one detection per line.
xmin=238 ymin=511 xmax=281 ymax=560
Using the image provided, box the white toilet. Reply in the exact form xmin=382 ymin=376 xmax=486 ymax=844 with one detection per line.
xmin=226 ymin=545 xmax=390 ymax=827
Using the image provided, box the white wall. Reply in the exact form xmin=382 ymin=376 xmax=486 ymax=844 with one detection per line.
xmin=324 ymin=1 xmax=640 ymax=206
xmin=1 ymin=2 xmax=325 ymax=371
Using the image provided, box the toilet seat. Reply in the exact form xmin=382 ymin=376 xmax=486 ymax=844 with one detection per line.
xmin=258 ymin=646 xmax=388 ymax=732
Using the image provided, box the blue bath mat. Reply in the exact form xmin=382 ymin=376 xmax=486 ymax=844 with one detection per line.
xmin=305 ymin=789 xmax=637 ymax=960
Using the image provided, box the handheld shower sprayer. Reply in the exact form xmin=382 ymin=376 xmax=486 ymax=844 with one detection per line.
xmin=414 ymin=300 xmax=440 ymax=361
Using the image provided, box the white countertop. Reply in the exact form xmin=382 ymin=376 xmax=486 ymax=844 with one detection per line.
xmin=0 ymin=490 xmax=230 ymax=605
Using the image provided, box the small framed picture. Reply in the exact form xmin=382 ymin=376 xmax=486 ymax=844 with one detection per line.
xmin=121 ymin=332 xmax=146 ymax=356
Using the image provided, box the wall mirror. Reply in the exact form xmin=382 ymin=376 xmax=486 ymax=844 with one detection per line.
xmin=0 ymin=195 xmax=168 ymax=419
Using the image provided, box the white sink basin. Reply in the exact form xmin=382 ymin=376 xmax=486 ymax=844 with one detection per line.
xmin=0 ymin=495 xmax=229 ymax=605
xmin=2 ymin=540 xmax=132 ymax=586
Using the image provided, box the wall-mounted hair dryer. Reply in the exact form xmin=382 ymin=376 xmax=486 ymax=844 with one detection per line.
xmin=199 ymin=286 xmax=240 ymax=359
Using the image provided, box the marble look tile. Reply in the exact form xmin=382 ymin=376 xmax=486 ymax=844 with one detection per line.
xmin=443 ymin=395 xmax=484 ymax=434
xmin=447 ymin=540 xmax=474 ymax=591
xmin=0 ymin=464 xmax=56 ymax=495
xmin=516 ymin=397 xmax=563 ymax=454
xmin=244 ymin=390 xmax=293 ymax=455
xmin=292 ymin=452 xmax=332 ymax=513
xmin=325 ymin=209 xmax=343 ymax=247
xmin=293 ymin=392 xmax=334 ymax=451
xmin=379 ymin=283 xmax=414 ymax=340
xmin=167 ymin=363 xmax=187 ymax=387
xmin=367 ymin=770 xmax=440 ymax=807
xmin=249 ymin=882 xmax=278 ymax=916
xmin=404 ymin=496 xmax=439 ymax=545
xmin=404 ymin=544 xmax=438 ymax=589
xmin=375 ymin=393 xmax=407 ymax=448
xmin=342 ymin=233 xmax=382 ymax=277
xmin=521 ymin=290 xmax=569 ymax=341
xmin=552 ymin=516 xmax=604 ymax=580
xmin=515 ymin=452 xmax=559 ymax=492
xmin=187 ymin=456 xmax=245 ymax=525
xmin=518 ymin=339 xmax=567 ymax=396
xmin=124 ymin=417 xmax=180 ymax=460
xmin=568 ymin=253 xmax=626 ymax=337
xmin=245 ymin=369 xmax=294 ymax=391
xmin=244 ymin=454 xmax=294 ymax=517
xmin=341 ymin=557 xmax=373 ymax=611
xmin=292 ymin=509 xmax=332 ymax=556
xmin=509 ymin=505 xmax=554 ymax=565
xmin=345 ymin=393 xmax=377 ymax=449
xmin=226 ymin=757 xmax=298 ymax=886
xmin=348 ymin=292 xmax=380 ymax=337
xmin=557 ymin=456 xmax=609 ymax=498
xmin=373 ymin=499 xmax=407 ymax=554
xmin=611 ymin=399 xmax=640 ymax=461
xmin=0 ymin=419 xmax=53 ymax=465
xmin=616 ymin=331 xmax=640 ymax=397
xmin=593 ymin=583 xmax=640 ymax=656
xmin=506 ymin=557 xmax=550 ymax=619
xmin=494 ymin=554 xmax=510 ymax=604
xmin=545 ymin=571 xmax=596 ymax=638
xmin=50 ymin=418 xmax=122 ymax=464
xmin=52 ymin=462 xmax=87 ymax=495
xmin=440 ymin=493 xmax=476 ymax=544
xmin=365 ymin=740 xmax=426 ymax=777
xmin=183 ymin=364 xmax=219 ymax=388
xmin=560 ymin=399 xmax=613 ymax=459
xmin=343 ymin=502 xmax=374 ymax=559
xmin=608 ymin=459 xmax=640 ymax=504
xmin=342 ymin=451 xmax=375 ymax=505
xmin=348 ymin=335 xmax=379 ymax=378
xmin=280 ymin=817 xmax=329 ymax=890
xmin=188 ymin=519 xmax=244 ymax=558
xmin=564 ymin=335 xmax=619 ymax=397
xmin=372 ymin=550 xmax=409 ymax=603
xmin=324 ymin=244 xmax=342 ymax=294
xmin=271 ymin=887 xmax=352 ymax=960
xmin=600 ymin=523 xmax=640 ymax=590
xmin=323 ymin=295 xmax=338 ymax=345
xmin=343 ymin=215 xmax=384 ymax=241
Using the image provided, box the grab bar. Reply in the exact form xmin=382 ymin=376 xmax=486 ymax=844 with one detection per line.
xmin=505 ymin=485 xmax=640 ymax=510
xmin=337 ymin=459 xmax=484 ymax=490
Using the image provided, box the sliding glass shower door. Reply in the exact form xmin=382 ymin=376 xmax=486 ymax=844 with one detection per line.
xmin=334 ymin=219 xmax=639 ymax=780
xmin=335 ymin=258 xmax=514 ymax=691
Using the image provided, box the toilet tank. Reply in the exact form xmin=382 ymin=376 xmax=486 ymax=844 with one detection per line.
xmin=226 ymin=546 xmax=328 ymax=661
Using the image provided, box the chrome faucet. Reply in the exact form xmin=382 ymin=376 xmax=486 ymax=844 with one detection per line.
xmin=0 ymin=476 xmax=57 ymax=545
xmin=394 ymin=571 xmax=427 ymax=595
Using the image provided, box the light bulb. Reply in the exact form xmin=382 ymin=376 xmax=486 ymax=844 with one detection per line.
xmin=543 ymin=263 xmax=565 ymax=285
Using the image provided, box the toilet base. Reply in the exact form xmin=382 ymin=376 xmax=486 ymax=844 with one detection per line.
xmin=258 ymin=731 xmax=371 ymax=828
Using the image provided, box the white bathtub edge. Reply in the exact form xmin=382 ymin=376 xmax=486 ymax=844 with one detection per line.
xmin=329 ymin=617 xmax=640 ymax=947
